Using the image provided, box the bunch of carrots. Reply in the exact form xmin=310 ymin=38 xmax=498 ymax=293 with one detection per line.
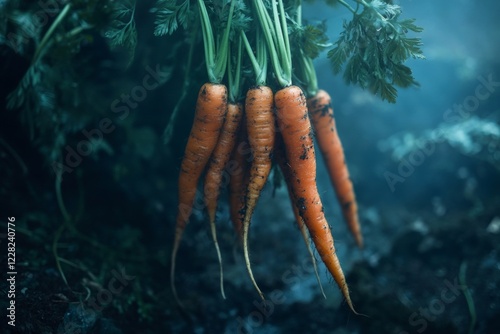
xmin=170 ymin=0 xmax=362 ymax=313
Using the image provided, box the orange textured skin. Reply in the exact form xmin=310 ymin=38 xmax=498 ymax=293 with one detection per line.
xmin=243 ymin=86 xmax=275 ymax=227
xmin=171 ymin=83 xmax=227 ymax=303
xmin=242 ymin=85 xmax=275 ymax=299
xmin=307 ymin=89 xmax=363 ymax=248
xmin=204 ymin=102 xmax=243 ymax=224
xmin=229 ymin=118 xmax=250 ymax=239
xmin=275 ymin=85 xmax=355 ymax=313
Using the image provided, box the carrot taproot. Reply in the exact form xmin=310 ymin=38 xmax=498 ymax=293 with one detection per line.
xmin=228 ymin=117 xmax=250 ymax=240
xmin=274 ymin=135 xmax=326 ymax=299
xmin=275 ymin=85 xmax=356 ymax=313
xmin=307 ymin=89 xmax=363 ymax=248
xmin=242 ymin=85 xmax=275 ymax=300
xmin=171 ymin=82 xmax=227 ymax=304
xmin=203 ymin=101 xmax=242 ymax=299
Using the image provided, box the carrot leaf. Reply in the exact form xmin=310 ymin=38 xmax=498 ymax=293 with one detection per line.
xmin=151 ymin=0 xmax=190 ymax=36
xmin=290 ymin=21 xmax=330 ymax=60
xmin=104 ymin=0 xmax=137 ymax=48
xmin=327 ymin=0 xmax=424 ymax=103
xmin=104 ymin=0 xmax=137 ymax=66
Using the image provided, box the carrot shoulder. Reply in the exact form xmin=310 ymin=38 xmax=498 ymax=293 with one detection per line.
xmin=275 ymin=85 xmax=355 ymax=312
xmin=171 ymin=82 xmax=227 ymax=303
xmin=307 ymin=89 xmax=363 ymax=248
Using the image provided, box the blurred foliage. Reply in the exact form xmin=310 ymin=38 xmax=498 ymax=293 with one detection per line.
xmin=2 ymin=0 xmax=116 ymax=162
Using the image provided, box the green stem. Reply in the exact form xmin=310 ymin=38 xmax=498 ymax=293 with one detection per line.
xmin=55 ymin=169 xmax=72 ymax=225
xmin=198 ymin=0 xmax=234 ymax=83
xmin=33 ymin=3 xmax=71 ymax=64
xmin=297 ymin=0 xmax=302 ymax=26
xmin=299 ymin=52 xmax=318 ymax=97
xmin=52 ymin=224 xmax=69 ymax=286
xmin=254 ymin=0 xmax=289 ymax=87
xmin=74 ymin=169 xmax=85 ymax=223
xmin=256 ymin=30 xmax=268 ymax=86
xmin=459 ymin=262 xmax=477 ymax=334
xmin=198 ymin=0 xmax=215 ymax=82
xmin=278 ymin=0 xmax=291 ymax=73
xmin=235 ymin=36 xmax=243 ymax=97
xmin=163 ymin=24 xmax=197 ymax=145
xmin=269 ymin=0 xmax=291 ymax=82
xmin=241 ymin=31 xmax=261 ymax=78
xmin=62 ymin=25 xmax=93 ymax=40
xmin=241 ymin=30 xmax=266 ymax=86
xmin=338 ymin=0 xmax=357 ymax=14
xmin=214 ymin=0 xmax=235 ymax=82
xmin=272 ymin=0 xmax=286 ymax=69
xmin=228 ymin=35 xmax=243 ymax=103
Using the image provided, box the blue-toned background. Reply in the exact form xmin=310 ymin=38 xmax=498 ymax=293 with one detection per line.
xmin=1 ymin=1 xmax=499 ymax=333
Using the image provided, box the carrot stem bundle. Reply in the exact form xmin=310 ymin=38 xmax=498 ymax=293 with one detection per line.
xmin=170 ymin=0 xmax=362 ymax=313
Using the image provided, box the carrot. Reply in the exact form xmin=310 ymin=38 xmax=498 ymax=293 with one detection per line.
xmin=307 ymin=89 xmax=363 ymax=248
xmin=203 ymin=101 xmax=242 ymax=299
xmin=171 ymin=82 xmax=227 ymax=304
xmin=242 ymin=85 xmax=275 ymax=300
xmin=275 ymin=85 xmax=356 ymax=313
xmin=228 ymin=117 xmax=250 ymax=239
xmin=274 ymin=135 xmax=326 ymax=299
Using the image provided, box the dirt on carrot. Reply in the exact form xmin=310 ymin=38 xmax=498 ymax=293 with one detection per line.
xmin=275 ymin=85 xmax=356 ymax=313
xmin=308 ymin=89 xmax=363 ymax=248
xmin=171 ymin=82 xmax=228 ymax=305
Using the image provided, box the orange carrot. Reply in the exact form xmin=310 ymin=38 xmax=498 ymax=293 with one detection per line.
xmin=242 ymin=85 xmax=275 ymax=300
xmin=274 ymin=135 xmax=326 ymax=298
xmin=171 ymin=83 xmax=227 ymax=304
xmin=229 ymin=117 xmax=250 ymax=239
xmin=275 ymin=85 xmax=356 ymax=313
xmin=205 ymin=102 xmax=243 ymax=222
xmin=307 ymin=89 xmax=363 ymax=248
xmin=203 ymin=101 xmax=242 ymax=299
